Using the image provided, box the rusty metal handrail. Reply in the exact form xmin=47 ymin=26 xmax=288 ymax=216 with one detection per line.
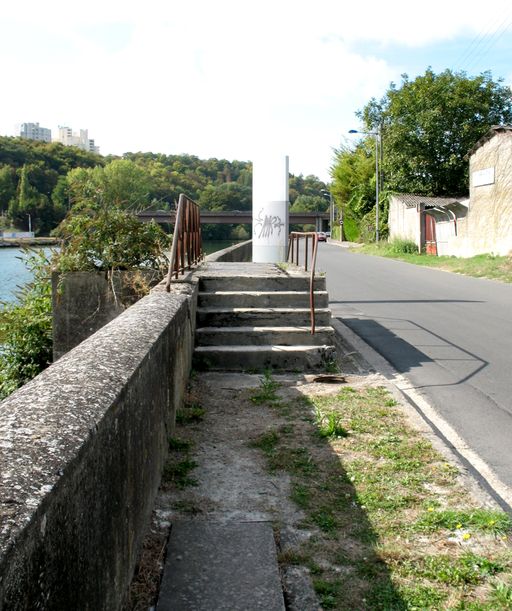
xmin=286 ymin=231 xmax=319 ymax=334
xmin=165 ymin=194 xmax=203 ymax=291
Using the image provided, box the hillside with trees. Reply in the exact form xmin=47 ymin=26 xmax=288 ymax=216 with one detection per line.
xmin=0 ymin=138 xmax=329 ymax=239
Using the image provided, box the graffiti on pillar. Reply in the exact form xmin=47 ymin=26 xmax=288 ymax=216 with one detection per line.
xmin=253 ymin=208 xmax=285 ymax=239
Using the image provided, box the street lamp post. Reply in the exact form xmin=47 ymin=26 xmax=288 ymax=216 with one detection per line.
xmin=349 ymin=126 xmax=381 ymax=242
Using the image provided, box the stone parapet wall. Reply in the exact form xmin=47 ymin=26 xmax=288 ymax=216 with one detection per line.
xmin=206 ymin=239 xmax=252 ymax=262
xmin=52 ymin=270 xmax=164 ymax=361
xmin=0 ymin=288 xmax=197 ymax=610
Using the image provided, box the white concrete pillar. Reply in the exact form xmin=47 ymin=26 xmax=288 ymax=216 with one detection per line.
xmin=252 ymin=155 xmax=289 ymax=263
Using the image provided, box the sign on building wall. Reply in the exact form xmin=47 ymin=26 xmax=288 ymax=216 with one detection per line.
xmin=472 ymin=167 xmax=495 ymax=187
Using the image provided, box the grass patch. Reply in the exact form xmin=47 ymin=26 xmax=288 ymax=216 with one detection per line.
xmin=168 ymin=437 xmax=192 ymax=451
xmin=356 ymin=242 xmax=512 ymax=283
xmin=401 ymin=553 xmax=505 ymax=586
xmin=315 ymin=408 xmax=349 ymax=439
xmin=162 ymin=458 xmax=198 ymax=489
xmin=250 ymin=369 xmax=281 ymax=405
xmin=176 ymin=403 xmax=205 ymax=424
xmin=313 ymin=578 xmax=342 ymax=609
xmin=414 ymin=508 xmax=512 ymax=535
xmin=251 ymin=382 xmax=512 ymax=609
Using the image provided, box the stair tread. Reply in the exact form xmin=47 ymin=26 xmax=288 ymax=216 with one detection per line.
xmin=196 ymin=325 xmax=333 ymax=332
xmin=198 ymin=290 xmax=327 ymax=295
xmin=195 ymin=345 xmax=333 ymax=352
xmin=197 ymin=307 xmax=330 ymax=312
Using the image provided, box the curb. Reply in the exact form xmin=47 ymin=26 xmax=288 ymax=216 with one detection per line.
xmin=331 ymin=317 xmax=512 ymax=514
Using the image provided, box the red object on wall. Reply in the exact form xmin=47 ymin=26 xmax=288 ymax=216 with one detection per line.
xmin=424 ymin=213 xmax=437 ymax=255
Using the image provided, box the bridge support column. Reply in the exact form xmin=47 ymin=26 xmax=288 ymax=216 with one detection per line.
xmin=252 ymin=155 xmax=289 ymax=263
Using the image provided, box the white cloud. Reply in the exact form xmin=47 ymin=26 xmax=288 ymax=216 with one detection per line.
xmin=2 ymin=0 xmax=512 ymax=180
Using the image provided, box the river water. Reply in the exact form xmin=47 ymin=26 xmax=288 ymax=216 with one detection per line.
xmin=0 ymin=240 xmax=242 ymax=304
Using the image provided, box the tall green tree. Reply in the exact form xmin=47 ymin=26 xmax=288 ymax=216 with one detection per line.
xmin=66 ymin=159 xmax=152 ymax=211
xmin=0 ymin=165 xmax=16 ymax=213
xmin=198 ymin=182 xmax=252 ymax=211
xmin=359 ymin=69 xmax=512 ymax=196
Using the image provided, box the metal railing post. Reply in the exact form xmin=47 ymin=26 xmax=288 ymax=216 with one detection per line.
xmin=287 ymin=231 xmax=319 ymax=334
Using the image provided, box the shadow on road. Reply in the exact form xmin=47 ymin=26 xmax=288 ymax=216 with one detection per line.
xmin=341 ymin=317 xmax=488 ymax=388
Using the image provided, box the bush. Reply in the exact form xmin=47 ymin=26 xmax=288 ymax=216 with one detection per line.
xmin=0 ymin=251 xmax=53 ymax=401
xmin=52 ymin=206 xmax=169 ymax=273
xmin=389 ymin=238 xmax=418 ymax=254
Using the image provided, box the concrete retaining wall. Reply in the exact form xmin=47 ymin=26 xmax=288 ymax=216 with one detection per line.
xmin=206 ymin=240 xmax=252 ymax=262
xmin=0 ymin=288 xmax=197 ymax=610
xmin=52 ymin=270 xmax=164 ymax=361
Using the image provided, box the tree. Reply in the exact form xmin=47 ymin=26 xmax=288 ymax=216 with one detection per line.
xmin=66 ymin=159 xmax=153 ymax=211
xmin=330 ymin=141 xmax=377 ymax=241
xmin=290 ymin=195 xmax=329 ymax=212
xmin=0 ymin=165 xmax=16 ymax=213
xmin=359 ymin=69 xmax=512 ymax=196
xmin=198 ymin=182 xmax=252 ymax=211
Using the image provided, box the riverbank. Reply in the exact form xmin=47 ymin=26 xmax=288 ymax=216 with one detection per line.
xmin=0 ymin=237 xmax=60 ymax=248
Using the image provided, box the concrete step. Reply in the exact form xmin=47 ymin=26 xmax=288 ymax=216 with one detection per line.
xmin=199 ymin=275 xmax=326 ymax=293
xmin=197 ymin=290 xmax=329 ymax=309
xmin=193 ymin=344 xmax=336 ymax=371
xmin=157 ymin=521 xmax=285 ymax=611
xmin=197 ymin=307 xmax=331 ymax=328
xmin=196 ymin=325 xmax=335 ymax=347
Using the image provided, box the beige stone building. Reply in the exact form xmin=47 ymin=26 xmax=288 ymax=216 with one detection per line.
xmin=388 ymin=126 xmax=512 ymax=256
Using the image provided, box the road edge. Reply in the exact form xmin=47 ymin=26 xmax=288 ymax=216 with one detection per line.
xmin=331 ymin=317 xmax=512 ymax=514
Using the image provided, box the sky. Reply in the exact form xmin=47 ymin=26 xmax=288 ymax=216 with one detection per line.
xmin=2 ymin=0 xmax=512 ymax=182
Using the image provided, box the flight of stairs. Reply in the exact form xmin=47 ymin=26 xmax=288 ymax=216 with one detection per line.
xmin=193 ymin=263 xmax=336 ymax=372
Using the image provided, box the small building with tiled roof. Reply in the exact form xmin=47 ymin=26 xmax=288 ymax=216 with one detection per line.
xmin=388 ymin=194 xmax=469 ymax=255
xmin=388 ymin=125 xmax=512 ymax=256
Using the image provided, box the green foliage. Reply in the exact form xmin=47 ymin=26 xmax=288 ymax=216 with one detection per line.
xmin=0 ymin=136 xmax=102 ymax=234
xmin=388 ymin=238 xmax=418 ymax=254
xmin=198 ymin=182 xmax=251 ymax=211
xmin=0 ymin=165 xmax=16 ymax=213
xmin=289 ymin=174 xmax=329 ymax=204
xmin=162 ymin=458 xmax=198 ymax=489
xmin=176 ymin=403 xmax=205 ymax=424
xmin=414 ymin=508 xmax=512 ymax=535
xmin=53 ymin=206 xmax=169 ymax=273
xmin=290 ymin=194 xmax=329 ymax=212
xmin=403 ymin=553 xmax=504 ymax=586
xmin=250 ymin=370 xmax=281 ymax=405
xmin=331 ymin=141 xmax=375 ymax=218
xmin=360 ymin=68 xmax=512 ymax=196
xmin=315 ymin=409 xmax=348 ymax=438
xmin=0 ymin=250 xmax=53 ymax=401
xmin=66 ymin=160 xmax=152 ymax=211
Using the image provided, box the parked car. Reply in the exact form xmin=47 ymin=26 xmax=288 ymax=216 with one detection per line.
xmin=317 ymin=232 xmax=327 ymax=242
xmin=325 ymin=231 xmax=331 ymax=238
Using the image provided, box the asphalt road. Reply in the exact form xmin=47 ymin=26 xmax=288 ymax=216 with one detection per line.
xmin=317 ymin=242 xmax=512 ymax=492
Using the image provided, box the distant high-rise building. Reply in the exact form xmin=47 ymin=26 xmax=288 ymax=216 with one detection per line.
xmin=55 ymin=126 xmax=100 ymax=154
xmin=20 ymin=122 xmax=52 ymax=143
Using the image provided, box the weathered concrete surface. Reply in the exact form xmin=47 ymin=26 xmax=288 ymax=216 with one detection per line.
xmin=0 ymin=287 xmax=197 ymax=610
xmin=52 ymin=270 xmax=164 ymax=360
xmin=205 ymin=239 xmax=252 ymax=262
xmin=467 ymin=128 xmax=512 ymax=256
xmin=157 ymin=522 xmax=285 ymax=611
xmin=152 ymin=372 xmax=320 ymax=610
xmin=197 ymin=290 xmax=329 ymax=309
